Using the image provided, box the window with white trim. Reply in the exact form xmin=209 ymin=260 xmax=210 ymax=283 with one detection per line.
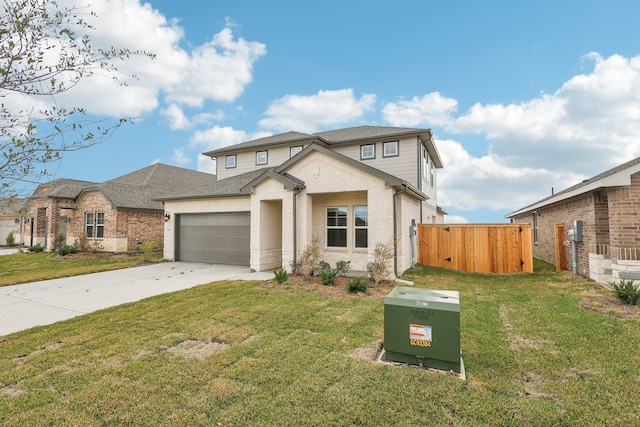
xmin=360 ymin=144 xmax=375 ymax=160
xmin=85 ymin=212 xmax=105 ymax=238
xmin=85 ymin=212 xmax=94 ymax=238
xmin=383 ymin=141 xmax=399 ymax=157
xmin=256 ymin=150 xmax=268 ymax=165
xmin=326 ymin=207 xmax=347 ymax=248
xmin=96 ymin=212 xmax=104 ymax=238
xmin=290 ymin=146 xmax=303 ymax=157
xmin=354 ymin=206 xmax=368 ymax=248
xmin=226 ymin=154 xmax=236 ymax=168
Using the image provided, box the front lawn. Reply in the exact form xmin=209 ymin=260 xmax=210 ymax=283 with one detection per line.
xmin=0 ymin=250 xmax=162 ymax=287
xmin=1 ymin=266 xmax=638 ymax=425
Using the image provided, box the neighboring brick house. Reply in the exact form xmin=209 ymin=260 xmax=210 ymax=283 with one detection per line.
xmin=506 ymin=156 xmax=640 ymax=285
xmin=23 ymin=164 xmax=217 ymax=252
xmin=159 ymin=126 xmax=444 ymax=277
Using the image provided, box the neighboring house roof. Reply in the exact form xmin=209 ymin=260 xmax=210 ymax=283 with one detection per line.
xmin=29 ymin=164 xmax=218 ymax=211
xmin=0 ymin=198 xmax=27 ymax=216
xmin=506 ymin=156 xmax=640 ymax=218
xmin=160 ymin=143 xmax=428 ymax=202
xmin=202 ymin=125 xmax=442 ymax=168
xmin=82 ymin=163 xmax=218 ymax=210
xmin=30 ymin=178 xmax=98 ymax=200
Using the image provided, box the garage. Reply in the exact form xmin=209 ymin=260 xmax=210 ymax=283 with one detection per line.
xmin=176 ymin=212 xmax=250 ymax=265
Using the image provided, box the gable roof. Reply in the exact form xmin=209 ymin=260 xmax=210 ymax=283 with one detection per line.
xmin=506 ymin=156 xmax=640 ymax=218
xmin=0 ymin=197 xmax=27 ymax=216
xmin=156 ymin=168 xmax=270 ymax=201
xmin=202 ymin=125 xmax=442 ymax=167
xmin=83 ymin=164 xmax=218 ymax=210
xmin=30 ymin=178 xmax=98 ymax=200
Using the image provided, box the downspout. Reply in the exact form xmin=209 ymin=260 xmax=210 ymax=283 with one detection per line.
xmin=393 ymin=187 xmax=407 ymax=278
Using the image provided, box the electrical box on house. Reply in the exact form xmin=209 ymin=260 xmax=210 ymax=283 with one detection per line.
xmin=384 ymin=286 xmax=461 ymax=373
xmin=573 ymin=220 xmax=583 ymax=242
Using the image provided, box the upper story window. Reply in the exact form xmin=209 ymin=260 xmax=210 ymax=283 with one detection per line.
xmin=256 ymin=150 xmax=268 ymax=165
xmin=226 ymin=154 xmax=236 ymax=169
xmin=429 ymin=156 xmax=434 ymax=187
xmin=326 ymin=207 xmax=347 ymax=248
xmin=290 ymin=146 xmax=303 ymax=157
xmin=422 ymin=148 xmax=429 ymax=182
xmin=383 ymin=141 xmax=399 ymax=157
xmin=360 ymin=144 xmax=375 ymax=160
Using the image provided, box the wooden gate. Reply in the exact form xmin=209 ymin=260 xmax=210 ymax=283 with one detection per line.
xmin=418 ymin=224 xmax=533 ymax=273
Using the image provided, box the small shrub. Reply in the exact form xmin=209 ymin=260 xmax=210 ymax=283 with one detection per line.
xmin=299 ymin=236 xmax=320 ymax=277
xmin=319 ymin=268 xmax=338 ymax=286
xmin=75 ymin=233 xmax=90 ymax=252
xmin=52 ymin=232 xmax=65 ymax=251
xmin=611 ymin=280 xmax=640 ymax=305
xmin=138 ymin=239 xmax=158 ymax=261
xmin=289 ymin=260 xmax=302 ymax=275
xmin=367 ymin=238 xmax=395 ymax=285
xmin=335 ymin=260 xmax=351 ymax=276
xmin=28 ymin=243 xmax=44 ymax=253
xmin=273 ymin=268 xmax=288 ymax=284
xmin=5 ymin=231 xmax=15 ymax=247
xmin=90 ymin=240 xmax=104 ymax=253
xmin=58 ymin=244 xmax=78 ymax=256
xmin=347 ymin=277 xmax=370 ymax=293
xmin=318 ymin=260 xmax=351 ymax=286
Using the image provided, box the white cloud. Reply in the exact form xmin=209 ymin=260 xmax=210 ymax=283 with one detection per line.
xmin=382 ymin=92 xmax=458 ymax=127
xmin=444 ymin=215 xmax=470 ymax=224
xmin=259 ymin=89 xmax=376 ymax=133
xmin=379 ymin=53 xmax=640 ymax=217
xmin=161 ymin=104 xmax=225 ymax=130
xmin=173 ymin=148 xmax=191 ymax=165
xmin=47 ymin=1 xmax=265 ymax=117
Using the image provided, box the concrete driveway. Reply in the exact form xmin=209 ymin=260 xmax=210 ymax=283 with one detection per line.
xmin=0 ymin=262 xmax=273 ymax=336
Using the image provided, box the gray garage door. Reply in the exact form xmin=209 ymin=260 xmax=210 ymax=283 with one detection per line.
xmin=177 ymin=212 xmax=250 ymax=265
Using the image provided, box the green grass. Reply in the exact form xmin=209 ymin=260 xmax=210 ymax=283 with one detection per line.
xmin=0 ymin=251 xmax=162 ymax=287
xmin=1 ymin=265 xmax=638 ymax=425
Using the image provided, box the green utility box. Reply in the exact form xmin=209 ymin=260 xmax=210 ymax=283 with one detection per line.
xmin=384 ymin=286 xmax=461 ymax=372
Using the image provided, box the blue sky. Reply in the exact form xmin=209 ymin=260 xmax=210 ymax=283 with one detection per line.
xmin=21 ymin=0 xmax=640 ymax=223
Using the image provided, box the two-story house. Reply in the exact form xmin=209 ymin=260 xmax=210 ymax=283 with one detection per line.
xmin=159 ymin=126 xmax=443 ymax=277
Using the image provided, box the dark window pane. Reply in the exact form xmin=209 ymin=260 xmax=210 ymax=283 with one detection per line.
xmin=327 ymin=229 xmax=347 ymax=247
xmin=355 ymin=229 xmax=368 ymax=248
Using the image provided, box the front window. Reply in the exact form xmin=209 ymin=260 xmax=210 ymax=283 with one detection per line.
xmin=361 ymin=144 xmax=375 ymax=160
xmin=383 ymin=141 xmax=399 ymax=157
xmin=256 ymin=150 xmax=268 ymax=165
xmin=85 ymin=212 xmax=94 ymax=237
xmin=96 ymin=212 xmax=104 ymax=238
xmin=326 ymin=207 xmax=347 ymax=248
xmin=354 ymin=206 xmax=368 ymax=248
xmin=226 ymin=154 xmax=236 ymax=169
xmin=290 ymin=146 xmax=303 ymax=157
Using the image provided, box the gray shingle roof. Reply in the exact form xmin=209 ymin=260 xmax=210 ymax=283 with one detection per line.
xmin=93 ymin=164 xmax=218 ymax=210
xmin=0 ymin=198 xmax=27 ymax=215
xmin=202 ymin=126 xmax=431 ymax=156
xmin=506 ymin=156 xmax=640 ymax=217
xmin=30 ymin=178 xmax=98 ymax=200
xmin=29 ymin=164 xmax=217 ymax=211
xmin=157 ymin=168 xmax=271 ymax=201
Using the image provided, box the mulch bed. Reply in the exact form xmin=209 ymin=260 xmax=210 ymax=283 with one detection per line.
xmin=259 ymin=274 xmax=394 ymax=300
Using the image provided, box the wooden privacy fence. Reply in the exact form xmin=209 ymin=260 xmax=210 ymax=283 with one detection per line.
xmin=418 ymin=224 xmax=533 ymax=274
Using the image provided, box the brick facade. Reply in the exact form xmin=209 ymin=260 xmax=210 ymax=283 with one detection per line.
xmin=25 ymin=190 xmax=163 ymax=252
xmin=511 ymin=171 xmax=640 ymax=284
